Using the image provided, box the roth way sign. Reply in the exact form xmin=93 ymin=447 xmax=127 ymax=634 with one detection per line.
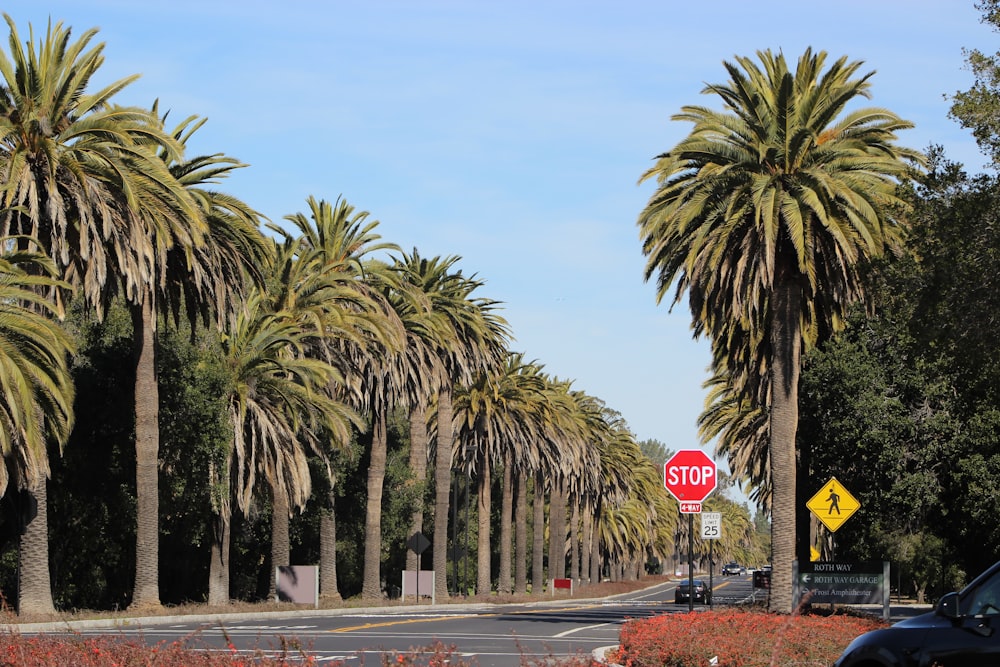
xmin=806 ymin=477 xmax=860 ymax=532
xmin=664 ymin=449 xmax=717 ymax=513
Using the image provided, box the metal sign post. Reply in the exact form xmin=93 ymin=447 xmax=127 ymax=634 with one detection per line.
xmin=688 ymin=513 xmax=694 ymax=612
xmin=701 ymin=512 xmax=721 ymax=609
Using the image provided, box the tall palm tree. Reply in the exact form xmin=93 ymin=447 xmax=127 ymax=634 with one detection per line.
xmin=391 ymin=250 xmax=509 ymax=600
xmin=638 ymin=48 xmax=921 ymax=611
xmin=538 ymin=380 xmax=601 ymax=585
xmin=149 ymin=109 xmax=272 ymax=604
xmin=217 ymin=280 xmax=360 ymax=604
xmin=589 ymin=416 xmax=644 ymax=584
xmin=454 ymin=353 xmax=556 ymax=595
xmin=0 ymin=16 xmax=217 ymax=609
xmin=281 ymin=197 xmax=403 ymax=601
xmin=386 ymin=251 xmax=453 ymax=576
xmin=0 ymin=242 xmax=74 ymax=614
xmin=283 ymin=197 xmax=405 ymax=602
xmin=350 ymin=279 xmax=424 ymax=600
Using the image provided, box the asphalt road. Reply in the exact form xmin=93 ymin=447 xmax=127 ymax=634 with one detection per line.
xmin=26 ymin=575 xmax=762 ymax=665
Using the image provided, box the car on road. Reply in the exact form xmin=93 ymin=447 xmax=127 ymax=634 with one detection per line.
xmin=722 ymin=562 xmax=746 ymax=576
xmin=674 ymin=579 xmax=712 ymax=604
xmin=834 ymin=559 xmax=1000 ymax=666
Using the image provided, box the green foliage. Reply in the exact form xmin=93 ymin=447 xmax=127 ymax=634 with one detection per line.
xmin=637 ymin=438 xmax=670 ymax=466
xmin=302 ymin=408 xmax=415 ymax=599
xmin=156 ymin=323 xmax=232 ymax=604
xmin=47 ymin=301 xmax=136 ymax=610
xmin=949 ymin=0 xmax=1000 ymax=164
xmin=798 ymin=150 xmax=1000 ymax=598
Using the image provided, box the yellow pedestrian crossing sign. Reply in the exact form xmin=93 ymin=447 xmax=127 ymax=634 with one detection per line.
xmin=806 ymin=477 xmax=860 ymax=532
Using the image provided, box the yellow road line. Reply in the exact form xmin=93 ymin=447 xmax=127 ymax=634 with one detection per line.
xmin=329 ymin=604 xmax=603 ymax=633
xmin=330 ymin=615 xmax=469 ymax=633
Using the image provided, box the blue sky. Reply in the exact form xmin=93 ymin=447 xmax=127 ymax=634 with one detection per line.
xmin=6 ymin=2 xmax=992 ymax=485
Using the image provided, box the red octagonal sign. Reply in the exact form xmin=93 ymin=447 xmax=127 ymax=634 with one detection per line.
xmin=664 ymin=449 xmax=717 ymax=513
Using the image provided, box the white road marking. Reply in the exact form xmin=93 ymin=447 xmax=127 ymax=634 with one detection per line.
xmin=554 ymin=622 xmax=613 ymax=638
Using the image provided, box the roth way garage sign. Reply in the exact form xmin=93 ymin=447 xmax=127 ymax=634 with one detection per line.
xmin=663 ymin=449 xmax=717 ymax=513
xmin=795 ymin=561 xmax=890 ymax=620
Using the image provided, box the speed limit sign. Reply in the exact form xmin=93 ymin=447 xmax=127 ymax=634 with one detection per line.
xmin=701 ymin=512 xmax=721 ymax=540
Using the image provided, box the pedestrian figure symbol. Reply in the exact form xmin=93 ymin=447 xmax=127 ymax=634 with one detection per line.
xmin=826 ymin=486 xmax=840 ymax=515
xmin=806 ymin=477 xmax=859 ymax=533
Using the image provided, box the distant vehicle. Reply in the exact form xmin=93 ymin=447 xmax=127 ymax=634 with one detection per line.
xmin=753 ymin=567 xmax=772 ymax=589
xmin=834 ymin=559 xmax=1000 ymax=666
xmin=675 ymin=579 xmax=712 ymax=604
xmin=722 ymin=562 xmax=746 ymax=576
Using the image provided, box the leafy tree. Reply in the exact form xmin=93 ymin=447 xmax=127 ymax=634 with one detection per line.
xmin=637 ymin=439 xmax=671 ymax=467
xmin=48 ymin=301 xmax=134 ymax=611
xmin=797 ymin=151 xmax=1000 ymax=597
xmin=156 ymin=321 xmax=230 ymax=605
xmin=638 ymin=49 xmax=921 ymax=611
xmin=949 ymin=0 xmax=1000 ymax=165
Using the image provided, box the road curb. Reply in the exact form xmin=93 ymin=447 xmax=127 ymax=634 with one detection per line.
xmin=592 ymin=644 xmax=622 ymax=666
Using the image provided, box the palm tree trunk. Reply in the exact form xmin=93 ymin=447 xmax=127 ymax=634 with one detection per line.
xmin=549 ymin=478 xmax=566 ymax=579
xmin=514 ymin=470 xmax=527 ymax=594
xmin=590 ymin=498 xmax=602 ymax=585
xmin=319 ymin=487 xmax=342 ymax=602
xmin=432 ymin=381 xmax=454 ymax=602
xmin=131 ymin=296 xmax=161 ymax=609
xmin=581 ymin=497 xmax=592 ymax=585
xmin=207 ymin=505 xmax=231 ymax=606
xmin=769 ymin=274 xmax=802 ymax=614
xmin=569 ymin=495 xmax=580 ymax=581
xmin=208 ymin=456 xmax=233 ymax=606
xmin=362 ymin=412 xmax=388 ymax=600
xmin=406 ymin=404 xmax=429 ymax=573
xmin=270 ymin=480 xmax=290 ymax=600
xmin=498 ymin=462 xmax=513 ymax=594
xmin=532 ymin=472 xmax=545 ymax=594
xmin=476 ymin=449 xmax=492 ymax=595
xmin=18 ymin=483 xmax=55 ymax=615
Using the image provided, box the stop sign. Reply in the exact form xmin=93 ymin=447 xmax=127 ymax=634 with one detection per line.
xmin=664 ymin=449 xmax=717 ymax=513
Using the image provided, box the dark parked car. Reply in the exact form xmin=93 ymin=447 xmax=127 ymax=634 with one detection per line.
xmin=675 ymin=579 xmax=711 ymax=604
xmin=722 ymin=562 xmax=746 ymax=576
xmin=753 ymin=567 xmax=771 ymax=589
xmin=834 ymin=559 xmax=1000 ymax=666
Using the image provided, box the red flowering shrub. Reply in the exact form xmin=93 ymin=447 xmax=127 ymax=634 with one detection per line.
xmin=0 ymin=633 xmax=318 ymax=666
xmin=615 ymin=609 xmax=886 ymax=667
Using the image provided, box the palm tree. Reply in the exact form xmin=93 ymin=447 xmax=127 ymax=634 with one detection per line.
xmin=386 ymin=251 xmax=453 ymax=577
xmin=0 ymin=242 xmax=74 ymax=614
xmin=699 ymin=368 xmax=770 ymax=508
xmin=0 ymin=15 xmax=217 ymax=609
xmin=145 ymin=109 xmax=273 ymax=605
xmin=353 ymin=282 xmax=422 ymax=601
xmin=390 ymin=250 xmax=509 ymax=600
xmin=280 ymin=197 xmax=399 ymax=602
xmin=217 ymin=281 xmax=360 ymax=604
xmin=454 ymin=354 xmax=562 ymax=595
xmin=638 ymin=48 xmax=921 ymax=611
xmin=282 ymin=197 xmax=405 ymax=602
xmin=538 ymin=380 xmax=601 ymax=585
